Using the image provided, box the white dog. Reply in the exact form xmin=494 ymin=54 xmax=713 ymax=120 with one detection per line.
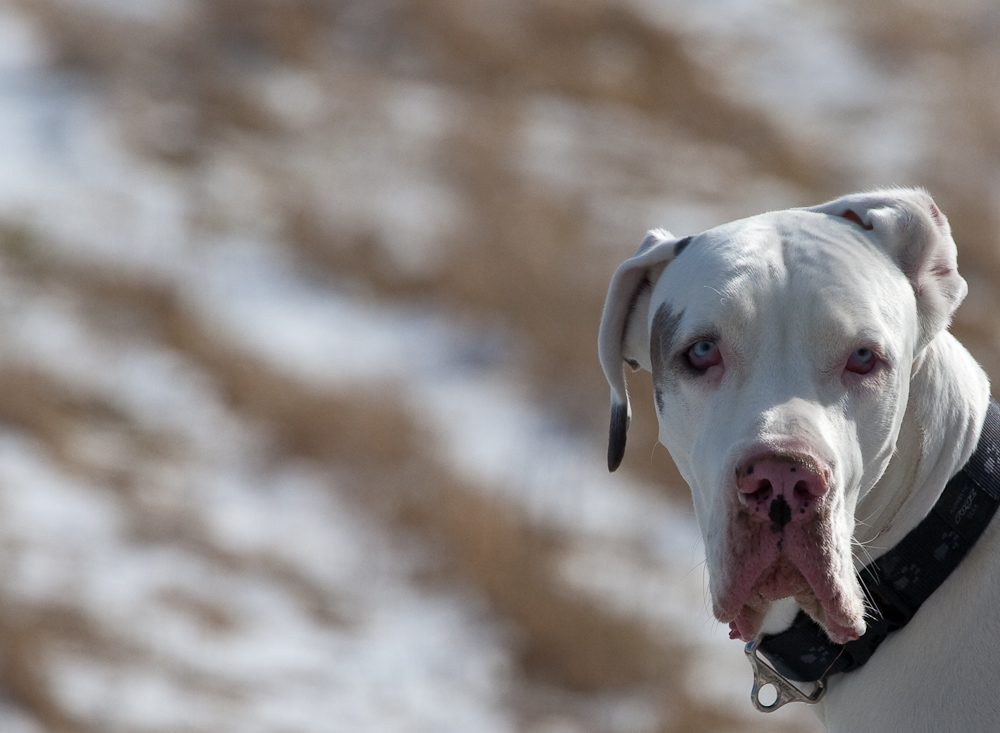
xmin=599 ymin=189 xmax=1000 ymax=731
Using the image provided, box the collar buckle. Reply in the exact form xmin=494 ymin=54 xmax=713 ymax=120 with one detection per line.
xmin=745 ymin=639 xmax=826 ymax=712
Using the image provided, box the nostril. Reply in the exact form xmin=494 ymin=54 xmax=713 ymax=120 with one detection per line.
xmin=745 ymin=479 xmax=772 ymax=505
xmin=793 ymin=481 xmax=810 ymax=499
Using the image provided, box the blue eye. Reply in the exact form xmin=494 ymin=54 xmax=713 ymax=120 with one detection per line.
xmin=686 ymin=340 xmax=722 ymax=370
xmin=846 ymin=347 xmax=877 ymax=375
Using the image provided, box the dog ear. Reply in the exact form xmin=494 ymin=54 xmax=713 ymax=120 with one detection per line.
xmin=599 ymin=229 xmax=683 ymax=471
xmin=807 ymin=188 xmax=967 ymax=350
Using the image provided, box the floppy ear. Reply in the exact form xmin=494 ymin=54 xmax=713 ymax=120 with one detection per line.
xmin=807 ymin=187 xmax=967 ymax=350
xmin=599 ymin=229 xmax=684 ymax=471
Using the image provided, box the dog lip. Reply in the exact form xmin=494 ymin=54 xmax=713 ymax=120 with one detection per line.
xmin=712 ymin=533 xmax=781 ymax=623
xmin=715 ymin=516 xmax=866 ymax=643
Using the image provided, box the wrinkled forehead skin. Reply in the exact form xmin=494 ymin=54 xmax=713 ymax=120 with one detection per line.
xmin=649 ymin=209 xmax=920 ymax=526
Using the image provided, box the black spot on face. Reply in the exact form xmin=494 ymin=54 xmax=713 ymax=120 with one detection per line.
xmin=649 ymin=302 xmax=684 ymax=393
xmin=769 ymin=495 xmax=792 ymax=533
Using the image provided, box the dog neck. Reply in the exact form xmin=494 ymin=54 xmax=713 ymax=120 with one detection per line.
xmin=854 ymin=331 xmax=991 ymax=560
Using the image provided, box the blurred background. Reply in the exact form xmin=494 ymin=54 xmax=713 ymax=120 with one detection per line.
xmin=0 ymin=0 xmax=997 ymax=731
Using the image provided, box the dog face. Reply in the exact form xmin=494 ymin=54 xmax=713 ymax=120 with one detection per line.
xmin=599 ymin=189 xmax=966 ymax=644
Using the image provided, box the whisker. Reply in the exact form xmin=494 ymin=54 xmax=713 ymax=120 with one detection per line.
xmin=852 ymin=539 xmax=885 ymax=621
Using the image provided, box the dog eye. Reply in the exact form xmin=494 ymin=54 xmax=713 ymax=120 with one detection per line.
xmin=686 ymin=340 xmax=722 ymax=370
xmin=845 ymin=347 xmax=876 ymax=375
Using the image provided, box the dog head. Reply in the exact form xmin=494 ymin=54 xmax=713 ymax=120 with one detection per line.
xmin=598 ymin=188 xmax=966 ymax=643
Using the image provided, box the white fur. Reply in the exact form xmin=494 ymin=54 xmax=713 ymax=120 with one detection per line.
xmin=599 ymin=189 xmax=998 ymax=731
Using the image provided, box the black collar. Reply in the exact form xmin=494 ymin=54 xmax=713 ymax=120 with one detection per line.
xmin=757 ymin=396 xmax=1000 ymax=683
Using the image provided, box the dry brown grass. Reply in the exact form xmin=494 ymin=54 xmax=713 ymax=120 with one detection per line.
xmin=151 ymin=276 xmax=678 ymax=687
xmin=407 ymin=0 xmax=822 ymax=183
xmin=164 ymin=303 xmax=419 ymax=467
xmin=23 ymin=254 xmax=778 ymax=729
xmin=419 ymin=473 xmax=678 ymax=692
xmin=0 ymin=603 xmax=95 ymax=733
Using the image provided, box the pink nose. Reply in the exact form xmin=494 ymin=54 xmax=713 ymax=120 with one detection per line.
xmin=736 ymin=455 xmax=828 ymax=531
